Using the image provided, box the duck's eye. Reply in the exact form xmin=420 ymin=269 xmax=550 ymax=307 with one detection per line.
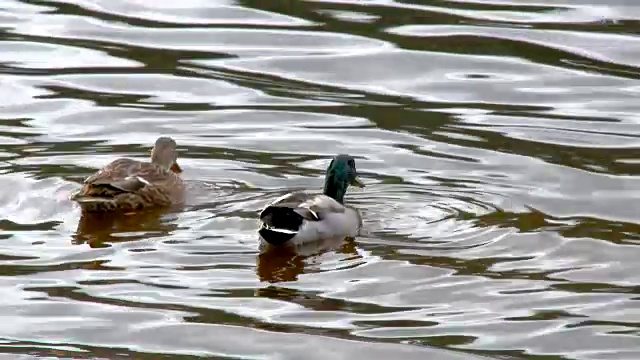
xmin=348 ymin=159 xmax=355 ymax=167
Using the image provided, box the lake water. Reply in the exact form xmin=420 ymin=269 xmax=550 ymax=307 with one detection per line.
xmin=1 ymin=0 xmax=639 ymax=359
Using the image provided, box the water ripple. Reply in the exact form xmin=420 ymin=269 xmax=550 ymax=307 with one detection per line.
xmin=0 ymin=0 xmax=638 ymax=359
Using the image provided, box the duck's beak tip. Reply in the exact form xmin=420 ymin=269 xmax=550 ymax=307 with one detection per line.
xmin=171 ymin=162 xmax=182 ymax=173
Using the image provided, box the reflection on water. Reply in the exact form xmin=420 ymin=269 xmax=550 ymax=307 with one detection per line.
xmin=73 ymin=209 xmax=181 ymax=248
xmin=257 ymin=236 xmax=362 ymax=283
xmin=0 ymin=0 xmax=639 ymax=359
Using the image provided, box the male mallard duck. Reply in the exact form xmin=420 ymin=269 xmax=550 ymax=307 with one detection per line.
xmin=258 ymin=154 xmax=365 ymax=246
xmin=71 ymin=136 xmax=185 ymax=213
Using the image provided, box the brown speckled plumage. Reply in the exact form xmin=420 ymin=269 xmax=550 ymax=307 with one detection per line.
xmin=70 ymin=137 xmax=185 ymax=213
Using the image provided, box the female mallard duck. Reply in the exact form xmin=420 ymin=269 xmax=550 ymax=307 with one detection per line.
xmin=258 ymin=154 xmax=365 ymax=246
xmin=71 ymin=136 xmax=185 ymax=213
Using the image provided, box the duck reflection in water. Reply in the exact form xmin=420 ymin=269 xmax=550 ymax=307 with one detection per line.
xmin=256 ymin=235 xmax=361 ymax=283
xmin=72 ymin=208 xmax=179 ymax=248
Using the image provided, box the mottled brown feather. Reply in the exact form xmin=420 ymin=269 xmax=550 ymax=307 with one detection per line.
xmin=72 ymin=158 xmax=185 ymax=213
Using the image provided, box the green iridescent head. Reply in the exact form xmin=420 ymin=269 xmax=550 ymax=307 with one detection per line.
xmin=323 ymin=154 xmax=365 ymax=203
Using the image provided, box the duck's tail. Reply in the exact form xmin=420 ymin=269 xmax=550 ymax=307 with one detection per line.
xmin=258 ymin=206 xmax=304 ymax=246
xmin=71 ymin=193 xmax=120 ymax=213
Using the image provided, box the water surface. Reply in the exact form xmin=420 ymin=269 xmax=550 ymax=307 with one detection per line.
xmin=1 ymin=0 xmax=639 ymax=359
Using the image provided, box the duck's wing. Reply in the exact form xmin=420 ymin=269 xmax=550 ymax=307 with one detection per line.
xmin=261 ymin=192 xmax=345 ymax=221
xmin=83 ymin=158 xmax=179 ymax=194
xmin=297 ymin=194 xmax=345 ymax=220
xmin=84 ymin=159 xmax=141 ymax=184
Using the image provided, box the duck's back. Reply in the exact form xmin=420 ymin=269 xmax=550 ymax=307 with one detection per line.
xmin=84 ymin=158 xmax=145 ymax=185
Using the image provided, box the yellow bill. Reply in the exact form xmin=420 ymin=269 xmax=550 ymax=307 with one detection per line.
xmin=352 ymin=176 xmax=365 ymax=188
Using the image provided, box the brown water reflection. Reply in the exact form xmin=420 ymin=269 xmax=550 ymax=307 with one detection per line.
xmin=0 ymin=0 xmax=639 ymax=359
xmin=257 ymin=236 xmax=361 ymax=283
xmin=73 ymin=209 xmax=180 ymax=248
